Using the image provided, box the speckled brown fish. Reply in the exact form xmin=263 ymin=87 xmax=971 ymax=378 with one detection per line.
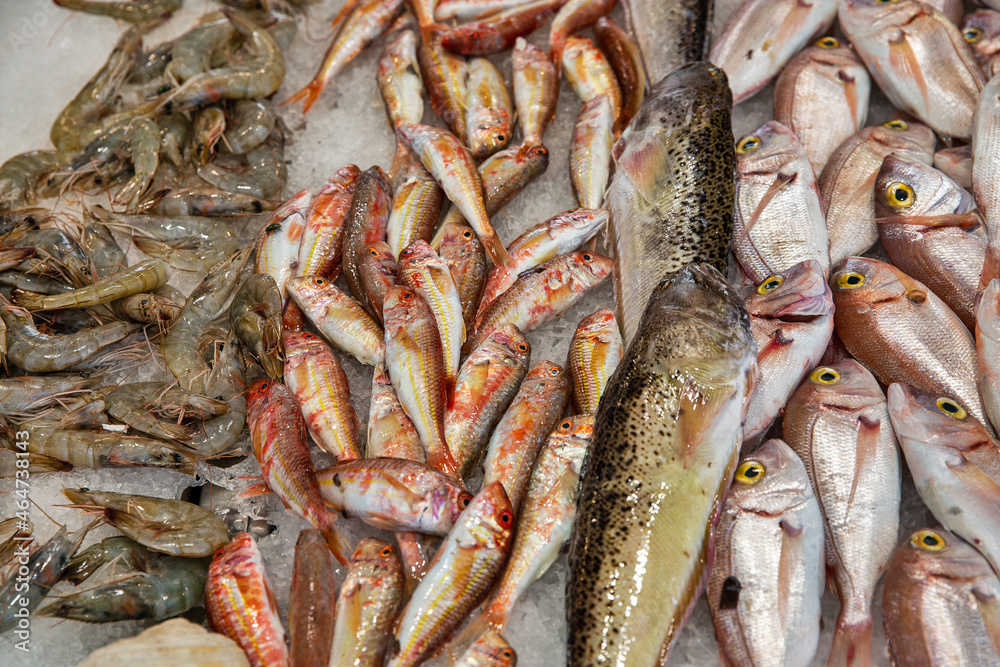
xmin=342 ymin=166 xmax=393 ymax=304
xmin=622 ymin=0 xmax=711 ymax=85
xmin=607 ymin=62 xmax=735 ymax=344
xmin=567 ymin=263 xmax=757 ymax=666
xmin=289 ymin=529 xmax=334 ymax=667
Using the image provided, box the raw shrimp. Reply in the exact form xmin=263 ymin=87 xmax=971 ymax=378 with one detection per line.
xmin=37 ymin=555 xmax=208 ymax=623
xmin=162 ymin=248 xmax=251 ymax=393
xmin=158 ymin=9 xmax=285 ymax=111
xmin=183 ymin=334 xmax=247 ymax=457
xmin=230 ymin=273 xmax=283 ymax=377
xmin=0 ymin=271 xmax=75 ymax=295
xmin=1 ymin=305 xmax=137 ymax=373
xmin=0 ymin=449 xmax=72 ymax=477
xmin=152 ymin=188 xmax=275 ymax=216
xmin=22 ymin=421 xmax=197 ymax=471
xmin=158 ymin=113 xmax=191 ymax=167
xmin=223 ymin=100 xmax=275 ymax=154
xmin=12 ymin=259 xmax=169 ymax=311
xmin=0 ymin=517 xmax=31 ymax=570
xmin=0 ymin=151 xmax=68 ymax=210
xmin=104 ymin=381 xmax=229 ymax=443
xmin=53 ymin=0 xmax=183 ymax=24
xmin=13 ymin=227 xmax=91 ymax=285
xmin=79 ymin=217 xmax=126 ymax=279
xmin=0 ymin=374 xmax=100 ymax=414
xmin=50 ymin=27 xmax=142 ymax=152
xmin=61 ymin=536 xmax=149 ymax=585
xmin=62 ymin=488 xmax=229 ymax=557
xmin=164 ymin=13 xmax=237 ymax=84
xmin=197 ymin=132 xmax=286 ymax=198
xmin=191 ymin=106 xmax=227 ymax=164
xmin=112 ymin=289 xmax=184 ymax=323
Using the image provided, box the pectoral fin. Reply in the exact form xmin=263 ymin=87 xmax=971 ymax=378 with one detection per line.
xmin=677 ymin=377 xmax=736 ymax=468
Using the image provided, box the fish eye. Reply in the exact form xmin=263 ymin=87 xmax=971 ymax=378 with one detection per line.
xmin=379 ymin=545 xmax=394 ymax=557
xmin=582 ymin=252 xmax=594 ymax=262
xmin=369 ymin=248 xmax=380 ymax=256
xmin=501 ymin=649 xmax=514 ymax=659
xmin=401 ymin=247 xmax=413 ymax=257
xmin=876 ymin=0 xmax=900 ymax=4
xmin=462 ymin=230 xmax=473 ymax=239
xmin=815 ymin=37 xmax=839 ymax=48
xmin=837 ymin=272 xmax=866 ymax=289
xmin=884 ymin=119 xmax=908 ymax=130
xmin=559 ymin=419 xmax=573 ymax=432
xmin=885 ymin=182 xmax=915 ymax=209
xmin=810 ymin=367 xmax=841 ymax=384
xmin=736 ymin=136 xmax=761 ymax=154
xmin=400 ymin=290 xmax=414 ymax=301
xmin=965 ymin=27 xmax=984 ymax=43
xmin=495 ymin=134 xmax=506 ymax=143
xmin=516 ymin=342 xmax=528 ymax=352
xmin=935 ymin=397 xmax=967 ymax=420
xmin=259 ymin=381 xmax=269 ymax=390
xmin=214 ymin=548 xmax=226 ymax=559
xmin=735 ymin=460 xmax=765 ymax=485
xmin=313 ymin=277 xmax=326 ymax=286
xmin=498 ymin=511 xmax=513 ymax=527
xmin=756 ymin=275 xmax=784 ymax=294
xmin=459 ymin=493 xmax=472 ymax=508
xmin=265 ymin=223 xmax=281 ymax=233
xmin=303 ymin=332 xmax=314 ymax=339
xmin=911 ymin=529 xmax=946 ymax=551
xmin=548 ymin=366 xmax=561 ymax=376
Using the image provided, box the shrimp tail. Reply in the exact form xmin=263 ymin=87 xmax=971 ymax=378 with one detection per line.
xmin=827 ymin=617 xmax=873 ymax=667
xmin=283 ymin=80 xmax=325 ymax=114
xmin=9 ymin=289 xmax=46 ymax=310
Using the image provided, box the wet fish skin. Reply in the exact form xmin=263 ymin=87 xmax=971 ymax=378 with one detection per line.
xmin=888 ymin=382 xmax=1000 ymax=577
xmin=882 ymin=527 xmax=1000 ymax=667
xmin=742 ymin=260 xmax=834 ymax=451
xmin=289 ymin=529 xmax=334 ymax=667
xmin=330 ymin=538 xmax=405 ymax=667
xmin=387 ymin=482 xmax=514 ymax=667
xmin=783 ymin=359 xmax=900 ymax=667
xmin=710 ymin=0 xmax=838 ymax=104
xmin=839 ymin=0 xmax=985 ymax=139
xmin=621 ymin=0 xmax=712 ymax=86
xmin=298 ymin=164 xmax=360 ymax=281
xmin=469 ymin=250 xmax=612 ymax=352
xmin=935 ymin=144 xmax=973 ymax=189
xmin=607 ymin=62 xmax=735 ymax=344
xmin=569 ymin=96 xmax=615 ymax=212
xmin=442 ymin=0 xmax=564 ymax=56
xmin=378 ymin=29 xmax=425 ymax=129
xmin=732 ymin=121 xmax=829 ymax=283
xmin=342 ymin=166 xmax=393 ymax=304
xmin=831 ymin=256 xmax=986 ymax=425
xmin=567 ymin=308 xmax=624 ymax=416
xmin=456 ymin=631 xmax=517 ymax=666
xmin=465 ymin=57 xmax=514 ymax=159
xmin=386 ymin=158 xmax=444 ymax=259
xmin=367 ymin=361 xmax=424 ymax=461
xmin=205 ymin=532 xmax=288 ymax=667
xmin=549 ymin=0 xmax=616 ymax=69
xmin=445 ymin=323 xmax=531 ymax=477
xmin=875 ymin=153 xmax=983 ymax=330
xmin=435 ymin=222 xmax=487 ymax=334
xmin=974 ymin=72 xmax=1000 ymax=287
xmin=254 ymin=189 xmax=310 ymax=301
xmin=561 ymin=35 xmax=623 ymax=120
xmin=482 ymin=360 xmax=572 ymax=513
xmin=359 ymin=241 xmax=398 ymax=323
xmin=286 ymin=275 xmax=385 ymax=366
xmin=707 ymin=439 xmax=825 ymax=667
xmin=513 ymin=37 xmax=558 ymax=146
xmin=977 ymin=279 xmax=1000 ymax=433
xmin=594 ymin=16 xmax=645 ymax=136
xmin=773 ymin=37 xmax=870 ymax=176
xmin=820 ymin=119 xmax=936 ymax=266
xmin=964 ymin=10 xmax=1000 ymax=77
xmin=567 ymin=263 xmax=757 ymax=666
xmin=417 ymin=25 xmax=468 ymax=143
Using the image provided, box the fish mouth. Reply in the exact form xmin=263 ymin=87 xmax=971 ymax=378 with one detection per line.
xmin=773 ymin=294 xmax=834 ymax=320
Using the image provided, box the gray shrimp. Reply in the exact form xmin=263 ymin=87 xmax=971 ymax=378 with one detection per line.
xmin=11 ymin=259 xmax=169 ymax=311
xmin=184 ymin=334 xmax=247 ymax=457
xmin=0 ymin=517 xmax=32 ymax=570
xmin=0 ymin=449 xmax=72 ymax=478
xmin=61 ymin=488 xmax=229 ymax=557
xmin=0 ymin=151 xmax=69 ymax=210
xmin=191 ymin=105 xmax=226 ymax=164
xmin=158 ymin=9 xmax=285 ymax=111
xmin=50 ymin=27 xmax=142 ymax=152
xmin=162 ymin=247 xmax=252 ymax=393
xmin=223 ymin=99 xmax=275 ymax=154
xmin=61 ymin=536 xmax=149 ymax=586
xmin=103 ymin=381 xmax=229 ymax=442
xmin=230 ymin=273 xmax=282 ymax=377
xmin=0 ymin=522 xmax=94 ymax=633
xmin=129 ymin=41 xmax=173 ymax=84
xmin=79 ymin=218 xmax=126 ymax=279
xmin=197 ymin=130 xmax=286 ymax=198
xmin=164 ymin=13 xmax=237 ymax=85
xmin=114 ymin=119 xmax=161 ymax=208
xmin=36 ymin=554 xmax=208 ymax=623
xmin=0 ymin=374 xmax=101 ymax=414
xmin=21 ymin=420 xmax=196 ymax=472
xmin=1 ymin=305 xmax=137 ymax=373
xmin=151 ymin=187 xmax=275 ymax=216
xmin=53 ymin=0 xmax=182 ymax=24
xmin=13 ymin=228 xmax=90 ymax=285
xmin=112 ymin=290 xmax=184 ymax=323
xmin=158 ymin=112 xmax=191 ymax=167
xmin=0 ymin=271 xmax=74 ymax=295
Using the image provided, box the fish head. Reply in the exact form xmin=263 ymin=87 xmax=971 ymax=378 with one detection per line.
xmin=286 ymin=275 xmax=334 ymax=303
xmin=831 ymin=256 xmax=929 ymax=314
xmin=652 ymin=263 xmax=749 ymax=332
xmin=977 ymin=278 xmax=1000 ymax=342
xmin=793 ymin=359 xmax=885 ymax=411
xmin=887 ymin=382 xmax=996 ymax=452
xmin=549 ymin=415 xmax=594 ymax=474
xmin=550 ymin=208 xmax=610 ymax=241
xmin=571 ymin=250 xmax=614 ymax=285
xmin=365 ymin=241 xmax=397 ymax=268
xmin=246 ymin=377 xmax=279 ymax=416
xmin=469 ymin=113 xmax=511 ymax=160
xmin=804 ymin=36 xmax=864 ymax=69
xmin=383 ymin=285 xmax=430 ymax=328
xmin=871 ymin=119 xmax=937 ymax=162
xmin=576 ymin=307 xmax=619 ymax=339
xmin=514 ymin=143 xmax=550 ymax=173
xmin=523 ymin=360 xmax=568 ymax=391
xmin=429 ymin=481 xmax=475 ymax=529
xmin=729 ymin=439 xmax=813 ymax=515
xmin=735 ymin=121 xmax=804 ymax=174
xmin=839 ymin=0 xmax=924 ymax=35
xmin=464 ymin=481 xmax=515 ymax=550
xmin=875 ymin=153 xmax=975 ymax=220
xmin=437 ymin=223 xmax=481 ymax=257
xmin=894 ymin=527 xmax=995 ymax=581
xmin=350 ymin=537 xmax=403 ymax=574
xmin=398 ymin=239 xmax=439 ymax=270
xmin=479 ymin=323 xmax=531 ymax=365
xmin=744 ymin=260 xmax=833 ymax=321
xmin=462 ymin=630 xmax=517 ymax=665
xmin=963 ymin=11 xmax=1000 ymax=73
xmin=210 ymin=531 xmax=261 ymax=575
xmin=281 ymin=330 xmax=326 ymax=360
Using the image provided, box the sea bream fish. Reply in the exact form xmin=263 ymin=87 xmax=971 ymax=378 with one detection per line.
xmin=567 ymin=263 xmax=757 ymax=666
xmin=607 ymin=62 xmax=735 ymax=344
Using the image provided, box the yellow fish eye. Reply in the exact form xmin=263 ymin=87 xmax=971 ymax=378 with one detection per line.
xmin=735 ymin=460 xmax=765 ymax=485
xmin=815 ymin=37 xmax=839 ymax=48
xmin=810 ymin=367 xmax=841 ymax=384
xmin=736 ymin=136 xmax=761 ymax=154
xmin=964 ymin=27 xmax=984 ymax=43
xmin=883 ymin=119 xmax=909 ymax=130
xmin=936 ymin=397 xmax=967 ymax=420
xmin=911 ymin=529 xmax=947 ymax=551
xmin=885 ymin=182 xmax=915 ymax=209
xmin=837 ymin=272 xmax=866 ymax=289
xmin=757 ymin=275 xmax=784 ymax=294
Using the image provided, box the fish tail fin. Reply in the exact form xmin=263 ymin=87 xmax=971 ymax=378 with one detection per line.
xmin=827 ymin=617 xmax=873 ymax=667
xmin=320 ymin=512 xmax=351 ymax=566
xmin=478 ymin=228 xmax=513 ymax=268
xmin=447 ymin=606 xmax=508 ymax=662
xmin=282 ymin=80 xmax=324 ymax=114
